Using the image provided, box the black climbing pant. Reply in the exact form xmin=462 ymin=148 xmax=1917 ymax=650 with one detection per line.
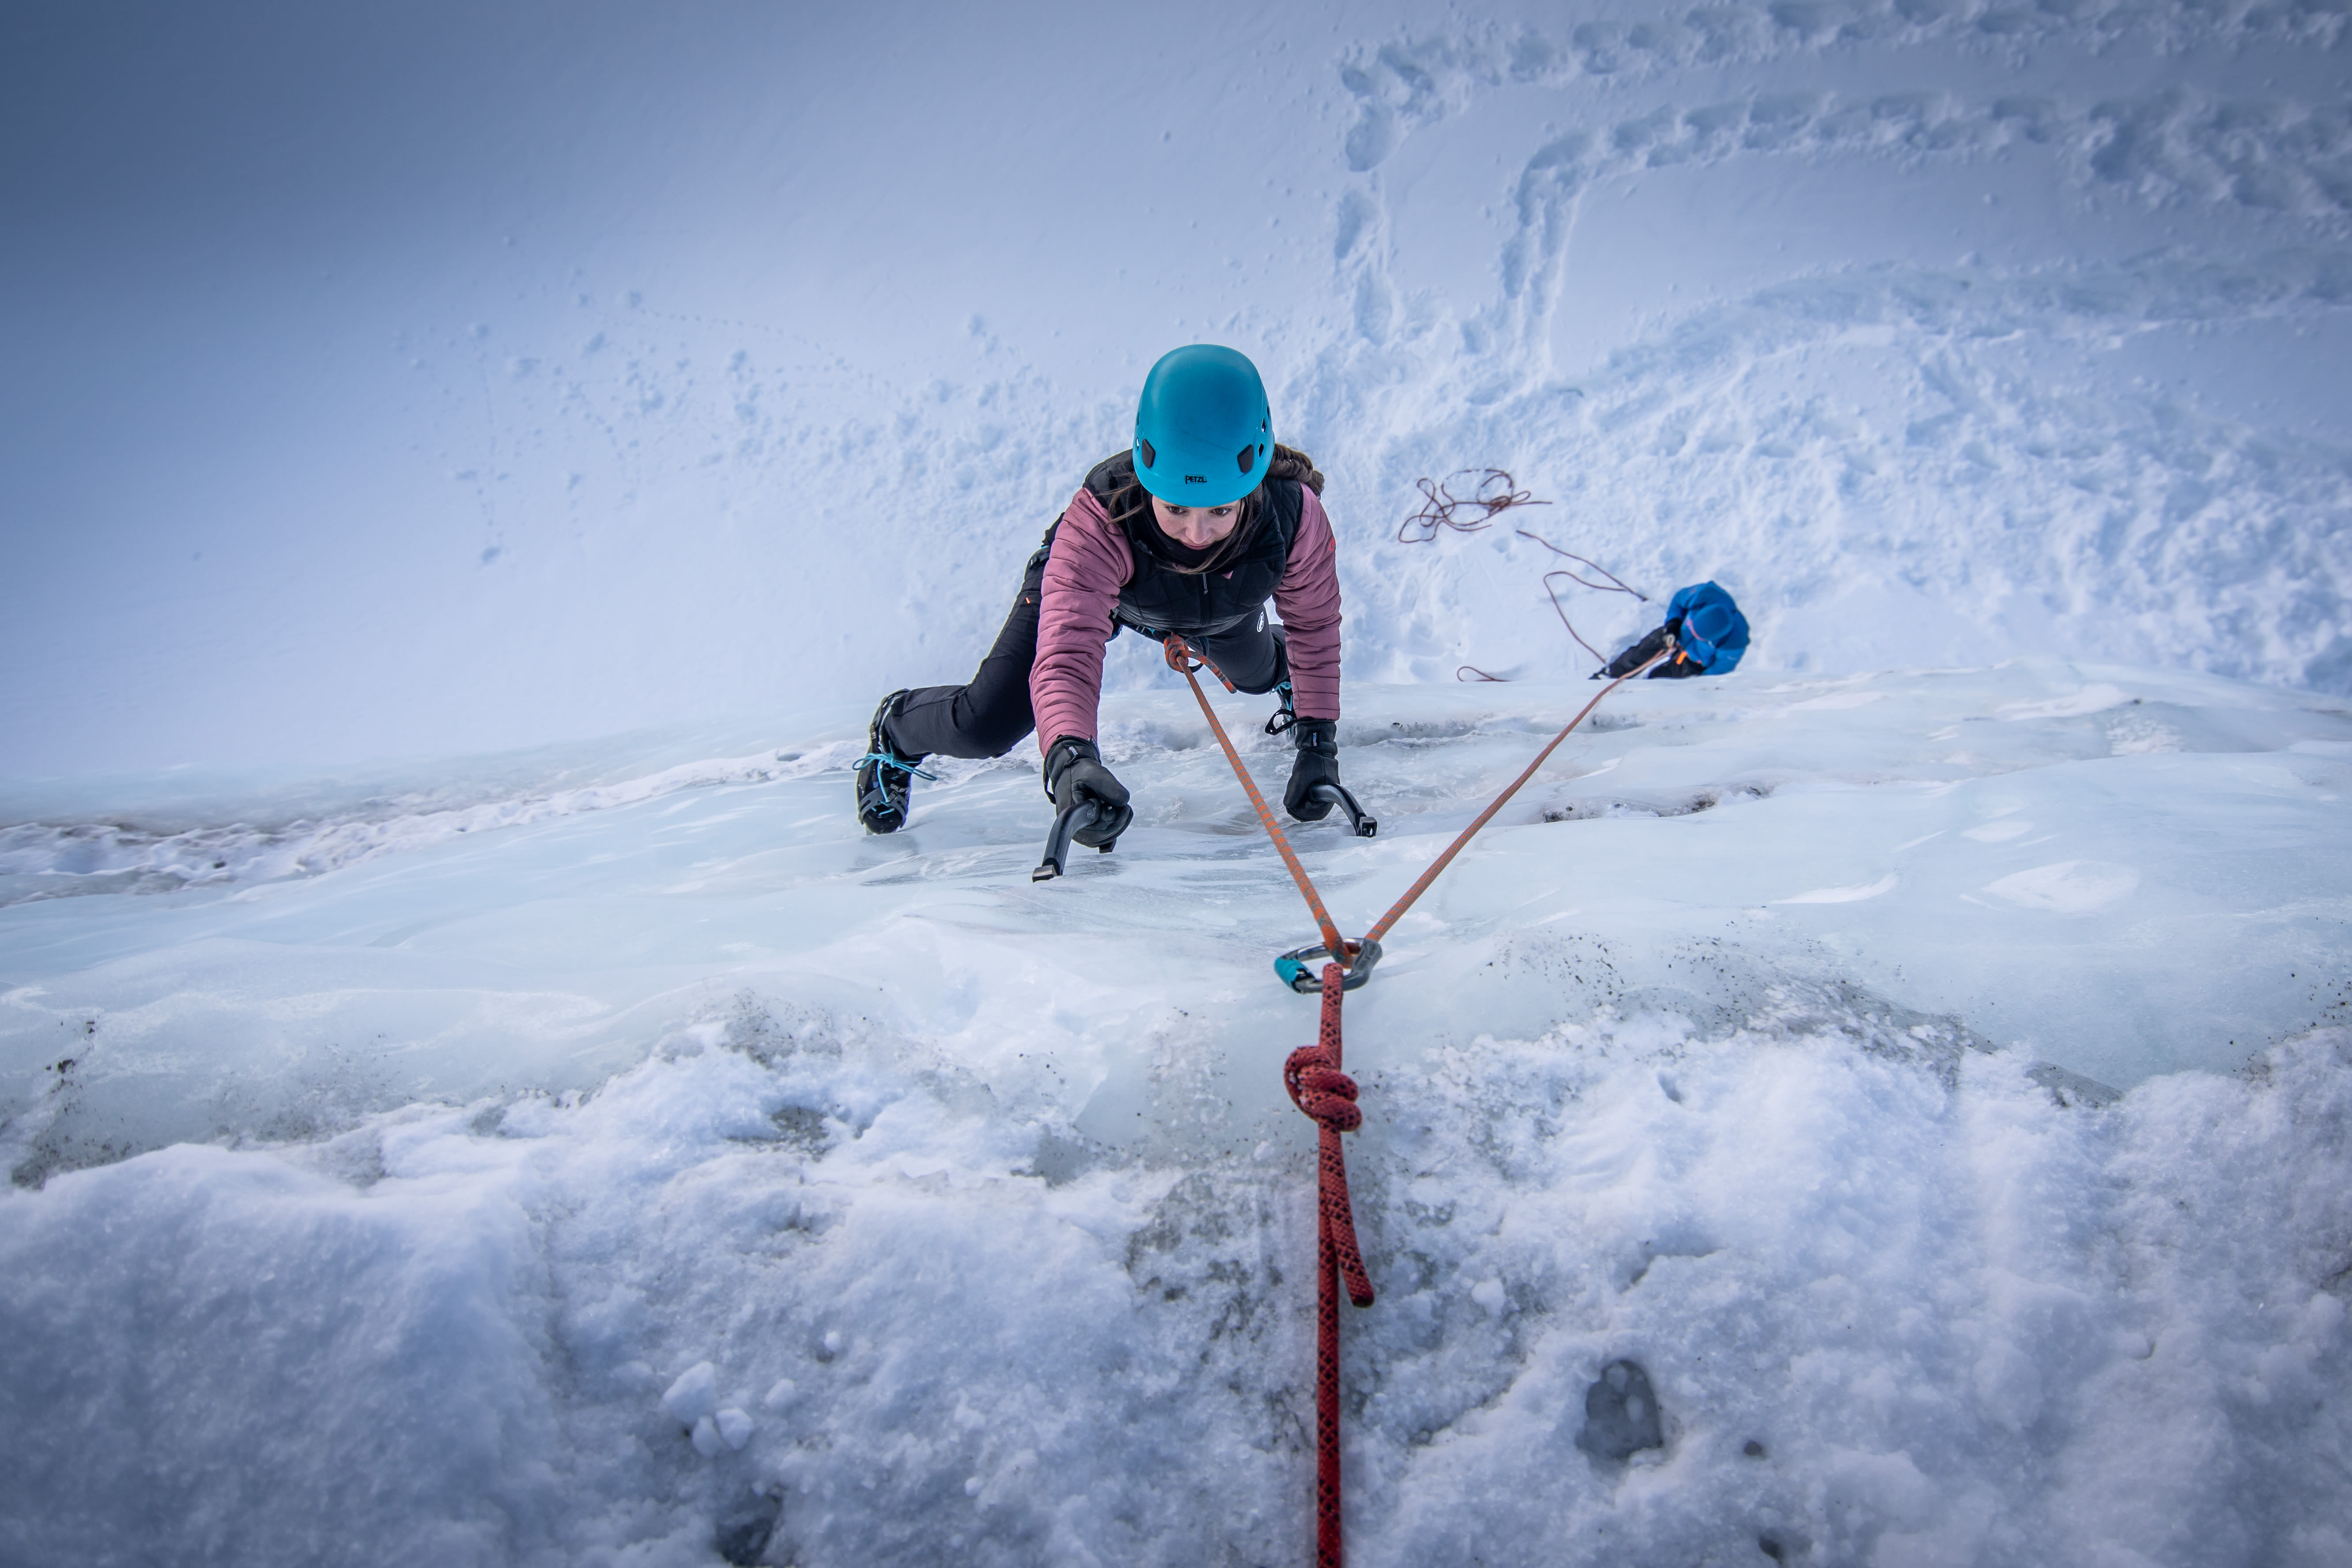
xmin=886 ymin=533 xmax=1288 ymax=762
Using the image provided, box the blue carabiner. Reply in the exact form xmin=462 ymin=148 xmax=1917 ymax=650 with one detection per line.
xmin=1274 ymin=938 xmax=1383 ymax=995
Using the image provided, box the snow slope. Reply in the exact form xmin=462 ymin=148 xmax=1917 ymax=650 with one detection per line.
xmin=4 ymin=0 xmax=2349 ymax=772
xmin=3 ymin=0 xmax=2350 ymax=1564
xmin=4 ymin=663 xmax=2349 ymax=1565
xmin=6 ymin=990 xmax=2346 ymax=1568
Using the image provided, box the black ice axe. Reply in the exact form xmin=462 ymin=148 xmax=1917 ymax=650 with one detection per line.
xmin=1032 ymin=800 xmax=1113 ymax=881
xmin=1308 ymin=782 xmax=1378 ymax=838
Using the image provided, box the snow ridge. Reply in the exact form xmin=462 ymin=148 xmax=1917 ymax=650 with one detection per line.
xmin=7 ymin=992 xmax=2343 ymax=1566
xmin=1339 ymin=4 xmax=2352 ymax=178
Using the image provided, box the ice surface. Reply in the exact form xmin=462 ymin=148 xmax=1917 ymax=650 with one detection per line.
xmin=7 ymin=662 xmax=2340 ymax=1171
xmin=2 ymin=664 xmax=2348 ymax=1564
xmin=3 ymin=0 xmax=2349 ymax=1563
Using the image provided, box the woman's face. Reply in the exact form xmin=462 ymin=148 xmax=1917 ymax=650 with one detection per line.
xmin=1151 ymin=495 xmax=1243 ymax=550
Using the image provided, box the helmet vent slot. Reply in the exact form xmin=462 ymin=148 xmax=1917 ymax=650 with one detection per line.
xmin=1237 ymin=445 xmax=1255 ymax=473
xmin=1139 ymin=438 xmax=1156 ymax=469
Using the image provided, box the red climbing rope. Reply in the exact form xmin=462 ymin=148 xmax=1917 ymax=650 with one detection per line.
xmin=1284 ymin=967 xmax=1373 ymax=1567
xmin=1162 ymin=628 xmax=1665 ymax=1567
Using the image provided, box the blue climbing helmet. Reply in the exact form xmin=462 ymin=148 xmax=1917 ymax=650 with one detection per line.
xmin=1133 ymin=345 xmax=1273 ymax=508
xmin=1666 ymin=582 xmax=1751 ymax=673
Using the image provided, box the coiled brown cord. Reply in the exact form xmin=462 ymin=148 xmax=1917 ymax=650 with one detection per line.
xmin=1395 ymin=469 xmax=1649 ymax=674
xmin=1395 ymin=468 xmax=1547 ymax=543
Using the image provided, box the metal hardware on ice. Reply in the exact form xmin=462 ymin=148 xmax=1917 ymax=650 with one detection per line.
xmin=1031 ymin=801 xmax=1106 ymax=882
xmin=1307 ymin=782 xmax=1378 ymax=838
xmin=1275 ymin=937 xmax=1383 ymax=994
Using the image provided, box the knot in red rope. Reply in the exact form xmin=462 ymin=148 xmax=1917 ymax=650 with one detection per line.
xmin=1284 ymin=1046 xmax=1362 ymax=1133
xmin=1293 ymin=967 xmax=1374 ymax=1317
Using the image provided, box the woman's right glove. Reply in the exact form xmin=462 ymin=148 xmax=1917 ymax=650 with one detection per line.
xmin=1043 ymin=736 xmax=1133 ymax=848
xmin=1284 ymin=719 xmax=1341 ymax=821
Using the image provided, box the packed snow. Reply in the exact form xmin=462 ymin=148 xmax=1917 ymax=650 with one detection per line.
xmin=6 ymin=665 xmax=2348 ymax=1565
xmin=4 ymin=0 xmax=2350 ymax=1564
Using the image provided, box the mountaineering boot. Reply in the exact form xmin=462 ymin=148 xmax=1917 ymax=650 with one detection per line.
xmin=1265 ymin=680 xmax=1299 ymax=735
xmin=855 ymin=691 xmax=933 ymax=834
xmin=1264 ymin=624 xmax=1298 ymax=735
xmin=1598 ymin=623 xmax=1673 ymax=679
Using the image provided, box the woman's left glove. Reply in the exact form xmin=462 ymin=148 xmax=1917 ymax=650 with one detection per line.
xmin=1043 ymin=736 xmax=1133 ymax=848
xmin=1284 ymin=719 xmax=1341 ymax=821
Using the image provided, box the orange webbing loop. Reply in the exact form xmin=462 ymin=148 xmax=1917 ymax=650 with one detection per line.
xmin=1163 ymin=630 xmax=1665 ymax=959
xmin=1360 ymin=651 xmax=1664 ymax=945
xmin=1164 ymin=635 xmax=1348 ymax=963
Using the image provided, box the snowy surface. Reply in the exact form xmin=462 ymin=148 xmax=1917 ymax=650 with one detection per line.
xmin=4 ymin=0 xmax=2351 ymax=1564
xmin=6 ymin=0 xmax=2352 ymax=773
xmin=4 ymin=665 xmax=2349 ymax=1564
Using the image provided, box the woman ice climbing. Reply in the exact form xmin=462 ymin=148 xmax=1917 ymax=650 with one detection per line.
xmin=855 ymin=344 xmax=1345 ymax=847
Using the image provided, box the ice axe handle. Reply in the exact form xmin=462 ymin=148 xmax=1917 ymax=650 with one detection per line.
xmin=1309 ymin=783 xmax=1378 ymax=838
xmin=1032 ymin=801 xmax=1104 ymax=881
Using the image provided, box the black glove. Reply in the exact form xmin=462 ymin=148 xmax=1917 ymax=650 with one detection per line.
xmin=1043 ymin=736 xmax=1133 ymax=848
xmin=1284 ymin=719 xmax=1341 ymax=821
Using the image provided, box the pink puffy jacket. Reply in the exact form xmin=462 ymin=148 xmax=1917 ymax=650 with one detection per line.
xmin=1029 ymin=484 xmax=1343 ymax=755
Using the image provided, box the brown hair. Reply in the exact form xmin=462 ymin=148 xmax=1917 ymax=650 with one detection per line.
xmin=1106 ymin=444 xmax=1326 ymax=577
